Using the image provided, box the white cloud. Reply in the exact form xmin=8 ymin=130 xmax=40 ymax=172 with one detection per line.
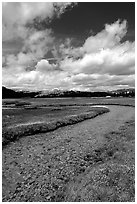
xmin=36 ymin=59 xmax=57 ymax=72
xmin=2 ymin=17 xmax=135 ymax=91
xmin=2 ymin=2 xmax=75 ymax=83
xmin=83 ymin=20 xmax=127 ymax=53
xmin=60 ymin=20 xmax=135 ymax=77
xmin=22 ymin=29 xmax=54 ymax=59
xmin=3 ymin=67 xmax=69 ymax=91
xmin=2 ymin=2 xmax=73 ymax=25
xmin=2 ymin=2 xmax=75 ymax=41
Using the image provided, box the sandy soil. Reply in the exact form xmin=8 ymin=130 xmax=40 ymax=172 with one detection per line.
xmin=2 ymin=105 xmax=135 ymax=201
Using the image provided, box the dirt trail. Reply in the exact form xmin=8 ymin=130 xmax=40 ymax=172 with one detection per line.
xmin=2 ymin=105 xmax=135 ymax=201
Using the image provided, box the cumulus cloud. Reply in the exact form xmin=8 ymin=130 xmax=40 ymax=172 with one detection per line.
xmin=3 ymin=2 xmax=74 ymax=25
xmin=36 ymin=59 xmax=58 ymax=72
xmin=83 ymin=20 xmax=127 ymax=53
xmin=71 ymin=73 xmax=135 ymax=88
xmin=2 ymin=2 xmax=74 ymax=81
xmin=2 ymin=15 xmax=135 ymax=91
xmin=22 ymin=29 xmax=54 ymax=59
xmin=2 ymin=2 xmax=75 ymax=41
xmin=59 ymin=20 xmax=135 ymax=90
xmin=60 ymin=43 xmax=134 ymax=76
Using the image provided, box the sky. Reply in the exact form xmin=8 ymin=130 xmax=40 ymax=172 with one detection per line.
xmin=2 ymin=2 xmax=135 ymax=92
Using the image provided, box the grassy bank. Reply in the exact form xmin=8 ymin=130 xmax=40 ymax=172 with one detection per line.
xmin=65 ymin=119 xmax=135 ymax=202
xmin=2 ymin=103 xmax=135 ymax=202
xmin=3 ymin=111 xmax=134 ymax=202
xmin=2 ymin=107 xmax=109 ymax=146
xmin=2 ymin=98 xmax=135 ymax=130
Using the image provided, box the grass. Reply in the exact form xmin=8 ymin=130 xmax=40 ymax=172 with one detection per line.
xmin=8 ymin=117 xmax=133 ymax=202
xmin=2 ymin=97 xmax=135 ymax=107
xmin=2 ymin=107 xmax=109 ymax=146
xmin=2 ymin=97 xmax=135 ymax=129
xmin=66 ymin=163 xmax=134 ymax=202
xmin=2 ymin=97 xmax=135 ymax=201
xmin=65 ymin=119 xmax=135 ymax=202
xmin=2 ymin=97 xmax=134 ymax=146
xmin=2 ymin=105 xmax=94 ymax=128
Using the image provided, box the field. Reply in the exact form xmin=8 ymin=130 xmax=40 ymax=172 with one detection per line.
xmin=2 ymin=97 xmax=135 ymax=202
xmin=2 ymin=98 xmax=111 ymax=145
xmin=2 ymin=97 xmax=135 ymax=128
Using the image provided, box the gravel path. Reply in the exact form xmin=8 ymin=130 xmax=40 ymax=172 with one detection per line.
xmin=2 ymin=105 xmax=135 ymax=201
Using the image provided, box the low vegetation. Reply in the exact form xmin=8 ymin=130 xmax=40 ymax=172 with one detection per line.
xmin=2 ymin=97 xmax=135 ymax=202
xmin=65 ymin=120 xmax=135 ymax=202
xmin=2 ymin=107 xmax=109 ymax=146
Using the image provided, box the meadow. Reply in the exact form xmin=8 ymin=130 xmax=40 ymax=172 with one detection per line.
xmin=2 ymin=97 xmax=135 ymax=202
xmin=2 ymin=97 xmax=135 ymax=128
xmin=3 ymin=97 xmax=110 ymax=145
xmin=3 ymin=97 xmax=134 ymax=145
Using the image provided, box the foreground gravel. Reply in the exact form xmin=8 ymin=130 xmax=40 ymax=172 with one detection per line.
xmin=2 ymin=105 xmax=135 ymax=202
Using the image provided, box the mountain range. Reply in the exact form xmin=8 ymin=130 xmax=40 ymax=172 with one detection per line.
xmin=2 ymin=86 xmax=135 ymax=99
